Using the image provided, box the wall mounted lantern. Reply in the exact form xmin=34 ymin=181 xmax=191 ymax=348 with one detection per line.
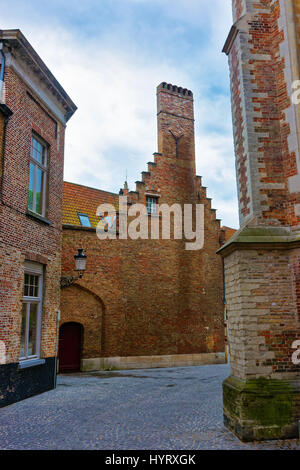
xmin=60 ymin=249 xmax=87 ymax=289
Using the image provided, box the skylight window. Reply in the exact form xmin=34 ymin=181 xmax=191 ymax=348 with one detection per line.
xmin=78 ymin=213 xmax=91 ymax=227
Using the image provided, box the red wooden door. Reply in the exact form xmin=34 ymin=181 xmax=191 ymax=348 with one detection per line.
xmin=59 ymin=322 xmax=82 ymax=373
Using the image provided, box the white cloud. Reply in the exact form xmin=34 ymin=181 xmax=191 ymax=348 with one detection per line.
xmin=123 ymin=0 xmax=232 ymax=32
xmin=30 ymin=26 xmax=191 ymax=190
xmin=1 ymin=0 xmax=238 ymax=227
xmin=195 ymin=133 xmax=238 ymax=228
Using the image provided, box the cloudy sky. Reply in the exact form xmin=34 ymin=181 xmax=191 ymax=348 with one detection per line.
xmin=2 ymin=0 xmax=239 ymax=228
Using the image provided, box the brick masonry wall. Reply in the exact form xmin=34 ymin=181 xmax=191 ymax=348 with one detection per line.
xmin=221 ymin=0 xmax=300 ymax=439
xmin=233 ymin=0 xmax=300 ymax=229
xmin=224 ymin=248 xmax=300 ymax=380
xmin=61 ymin=84 xmax=225 ymax=361
xmin=60 ymin=284 xmax=104 ymax=359
xmin=226 ymin=0 xmax=300 ymax=373
xmin=0 ymin=64 xmax=66 ymax=364
xmin=229 ymin=1 xmax=300 ymax=228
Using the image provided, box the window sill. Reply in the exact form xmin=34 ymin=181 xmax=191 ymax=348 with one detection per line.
xmin=18 ymin=358 xmax=46 ymax=370
xmin=63 ymin=224 xmax=96 ymax=232
xmin=147 ymin=213 xmax=161 ymax=218
xmin=26 ymin=210 xmax=51 ymax=226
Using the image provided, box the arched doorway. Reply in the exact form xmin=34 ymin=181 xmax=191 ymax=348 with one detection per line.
xmin=60 ymin=285 xmax=104 ymax=364
xmin=59 ymin=322 xmax=83 ymax=373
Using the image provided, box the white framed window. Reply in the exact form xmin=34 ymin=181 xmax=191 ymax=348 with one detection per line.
xmin=28 ymin=134 xmax=48 ymax=217
xmin=20 ymin=262 xmax=43 ymax=361
xmin=146 ymin=196 xmax=158 ymax=215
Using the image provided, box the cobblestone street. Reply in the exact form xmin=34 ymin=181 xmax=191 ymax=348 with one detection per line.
xmin=0 ymin=364 xmax=299 ymax=450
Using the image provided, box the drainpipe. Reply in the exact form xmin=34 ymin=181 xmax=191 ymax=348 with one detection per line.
xmin=0 ymin=43 xmax=12 ymax=204
xmin=0 ymin=42 xmax=5 ymax=202
xmin=0 ymin=108 xmax=13 ymax=204
xmin=54 ymin=309 xmax=61 ymax=388
xmin=0 ymin=40 xmax=12 ymax=204
xmin=0 ymin=42 xmax=5 ymax=102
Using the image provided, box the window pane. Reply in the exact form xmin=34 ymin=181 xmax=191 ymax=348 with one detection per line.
xmin=24 ymin=274 xmax=29 ymax=296
xmin=31 ymin=136 xmax=44 ymax=164
xmin=28 ymin=304 xmax=38 ymax=356
xmin=35 ymin=167 xmax=44 ymax=215
xmin=29 ymin=276 xmax=34 ymax=297
xmin=33 ymin=275 xmax=39 ymax=297
xmin=20 ymin=304 xmax=27 ymax=358
xmin=25 ymin=274 xmax=39 ymax=298
xmin=28 ymin=163 xmax=35 ymax=211
xmin=78 ymin=214 xmax=91 ymax=227
xmin=146 ymin=197 xmax=157 ymax=214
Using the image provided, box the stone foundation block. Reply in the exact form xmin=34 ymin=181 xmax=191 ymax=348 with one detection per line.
xmin=223 ymin=375 xmax=300 ymax=441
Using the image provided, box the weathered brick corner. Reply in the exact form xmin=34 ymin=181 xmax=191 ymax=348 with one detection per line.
xmin=220 ymin=0 xmax=300 ymax=441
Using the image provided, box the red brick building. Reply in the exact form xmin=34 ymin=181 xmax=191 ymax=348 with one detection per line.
xmin=0 ymin=30 xmax=76 ymax=407
xmin=60 ymin=83 xmax=227 ymax=371
xmin=220 ymin=0 xmax=300 ymax=440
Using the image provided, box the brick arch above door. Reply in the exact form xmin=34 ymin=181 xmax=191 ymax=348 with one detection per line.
xmin=60 ymin=284 xmax=104 ymax=360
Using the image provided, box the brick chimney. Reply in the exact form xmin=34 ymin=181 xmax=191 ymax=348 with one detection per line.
xmin=156 ymin=83 xmax=195 ymax=175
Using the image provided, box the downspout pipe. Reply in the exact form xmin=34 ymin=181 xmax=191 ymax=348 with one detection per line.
xmin=0 ymin=42 xmax=12 ymax=203
xmin=0 ymin=42 xmax=5 ymax=101
xmin=54 ymin=309 xmax=61 ymax=389
xmin=0 ymin=107 xmax=13 ymax=204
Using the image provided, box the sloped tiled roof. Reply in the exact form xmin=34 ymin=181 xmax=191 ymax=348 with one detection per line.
xmin=221 ymin=226 xmax=237 ymax=242
xmin=62 ymin=181 xmax=119 ymax=228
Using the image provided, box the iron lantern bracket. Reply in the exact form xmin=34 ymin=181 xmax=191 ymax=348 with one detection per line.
xmin=60 ymin=272 xmax=84 ymax=289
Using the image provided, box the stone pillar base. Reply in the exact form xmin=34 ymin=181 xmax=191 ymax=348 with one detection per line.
xmin=223 ymin=376 xmax=300 ymax=441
